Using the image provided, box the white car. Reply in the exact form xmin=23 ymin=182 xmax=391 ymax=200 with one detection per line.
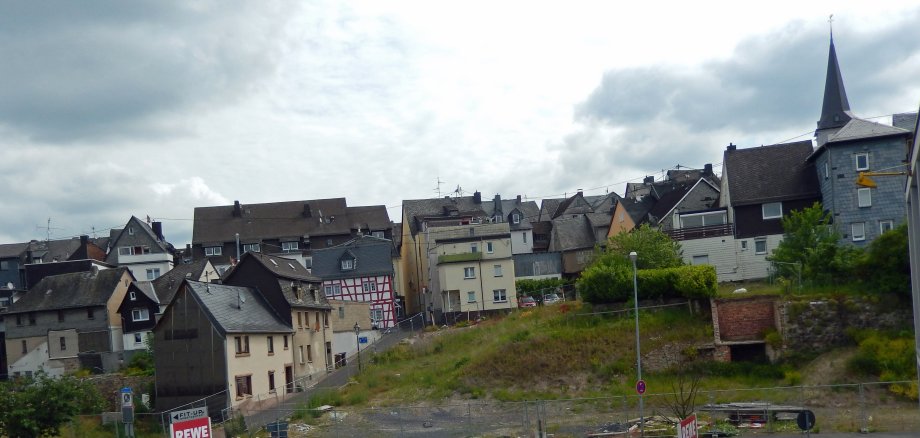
xmin=542 ymin=293 xmax=562 ymax=305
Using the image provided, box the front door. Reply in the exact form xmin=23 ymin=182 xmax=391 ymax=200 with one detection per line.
xmin=325 ymin=341 xmax=333 ymax=371
xmin=285 ymin=365 xmax=293 ymax=393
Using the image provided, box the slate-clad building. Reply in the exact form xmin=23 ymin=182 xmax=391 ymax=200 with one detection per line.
xmin=105 ymin=216 xmax=175 ymax=281
xmin=312 ymin=235 xmax=399 ymax=329
xmin=154 ymin=281 xmax=294 ymax=413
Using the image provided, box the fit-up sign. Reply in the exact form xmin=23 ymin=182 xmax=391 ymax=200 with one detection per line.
xmin=170 ymin=416 xmax=211 ymax=438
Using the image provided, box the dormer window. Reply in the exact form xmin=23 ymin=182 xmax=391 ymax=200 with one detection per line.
xmin=512 ymin=213 xmax=521 ymax=224
xmin=205 ymin=246 xmax=222 ymax=256
xmin=341 ymin=259 xmax=354 ymax=270
xmin=242 ymin=243 xmax=260 ymax=253
xmin=371 ymin=231 xmax=385 ymax=239
xmin=281 ymin=241 xmax=299 ymax=252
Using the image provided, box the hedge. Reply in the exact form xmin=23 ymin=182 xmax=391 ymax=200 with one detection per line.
xmin=578 ymin=263 xmax=717 ymax=303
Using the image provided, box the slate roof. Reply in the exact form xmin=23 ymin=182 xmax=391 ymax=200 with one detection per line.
xmin=893 ymin=112 xmax=919 ymax=134
xmin=0 ymin=242 xmax=28 ymax=259
xmin=227 ymin=252 xmax=330 ymax=309
xmin=312 ymin=235 xmax=395 ymax=280
xmin=106 ymin=217 xmax=174 ymax=265
xmin=134 ymin=281 xmax=159 ymax=304
xmin=808 ymin=117 xmax=911 ymax=162
xmin=153 ymin=259 xmax=213 ymax=306
xmin=192 ymin=198 xmax=391 ymax=244
xmin=548 ymin=216 xmax=596 ymax=251
xmin=817 ymin=38 xmax=855 ymax=131
xmin=184 ymin=281 xmax=291 ymax=335
xmin=403 ymin=193 xmax=538 ymax=236
xmin=725 ymin=141 xmax=820 ymax=206
xmin=618 ymin=196 xmax=656 ymax=224
xmin=8 ymin=267 xmax=129 ymax=314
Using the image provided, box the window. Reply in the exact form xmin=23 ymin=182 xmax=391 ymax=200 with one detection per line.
xmin=754 ymin=238 xmax=767 ymax=255
xmin=129 ymin=291 xmax=136 ymax=300
xmin=880 ymin=220 xmax=894 ymax=234
xmin=16 ymin=314 xmax=22 ymax=326
xmin=21 ymin=340 xmax=27 ymax=354
xmin=235 ymin=375 xmax=252 ymax=398
xmin=323 ymin=312 xmax=329 ymax=327
xmin=363 ymin=281 xmax=377 ymax=293
xmin=128 ymin=226 xmax=135 ymax=235
xmin=267 ymin=336 xmax=274 ymax=354
xmin=471 ymin=243 xmax=478 ymax=253
xmin=857 ymin=188 xmax=872 ymax=208
xmin=87 ymin=308 xmax=94 ymax=320
xmin=467 ymin=291 xmax=477 ymax=303
xmin=282 ymin=241 xmax=299 ymax=252
xmin=486 ymin=242 xmax=494 ymax=253
xmin=58 ymin=310 xmax=65 ymax=322
xmin=741 ymin=240 xmax=748 ymax=250
xmin=692 ymin=255 xmax=710 ymax=265
xmin=464 ymin=267 xmax=475 ymax=279
xmin=468 ymin=228 xmax=475 ymax=237
xmin=297 ymin=312 xmax=303 ymax=328
xmin=235 ymin=336 xmax=250 ymax=355
xmin=338 ymin=306 xmax=345 ymax=319
xmin=371 ymin=308 xmax=384 ymax=327
xmin=852 ymin=222 xmax=866 ymax=241
xmin=512 ymin=213 xmax=521 ymax=224
xmin=372 ymin=231 xmax=385 ymax=239
xmin=131 ymin=308 xmax=150 ymax=322
xmin=146 ymin=268 xmax=161 ymax=280
xmin=299 ymin=346 xmax=305 ymax=364
xmin=324 ymin=284 xmax=342 ymax=296
xmin=493 ymin=289 xmax=508 ymax=303
xmin=242 ymin=243 xmax=260 ymax=253
xmin=493 ymin=264 xmax=503 ymax=277
xmin=283 ymin=335 xmax=289 ymax=349
xmin=307 ymin=345 xmax=313 ymax=362
xmin=523 ymin=232 xmax=527 ymax=243
xmin=268 ymin=371 xmax=276 ymax=391
xmin=134 ymin=333 xmax=143 ymax=345
xmin=762 ymin=202 xmax=782 ymax=220
xmin=28 ymin=313 xmax=35 ymax=325
xmin=679 ymin=211 xmax=727 ymax=228
xmin=326 ymin=238 xmax=333 ymax=247
xmin=60 ymin=337 xmax=67 ymax=351
xmin=205 ymin=246 xmax=222 ymax=256
xmin=824 ymin=162 xmax=830 ymax=180
xmin=341 ymin=259 xmax=354 ymax=270
xmin=855 ymin=152 xmax=869 ymax=171
xmin=0 ymin=260 xmax=8 ymax=270
xmin=118 ymin=247 xmax=133 ymax=256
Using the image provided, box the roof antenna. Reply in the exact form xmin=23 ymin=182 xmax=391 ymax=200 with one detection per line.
xmin=434 ymin=176 xmax=444 ymax=198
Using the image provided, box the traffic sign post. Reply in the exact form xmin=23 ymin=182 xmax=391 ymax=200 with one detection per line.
xmin=169 ymin=406 xmax=211 ymax=438
xmin=120 ymin=387 xmax=135 ymax=438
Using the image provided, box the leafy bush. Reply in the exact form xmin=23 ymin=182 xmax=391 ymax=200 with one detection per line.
xmin=577 ymin=260 xmax=717 ymax=303
xmin=0 ymin=372 xmax=105 ymax=438
xmin=854 ymin=223 xmax=910 ymax=296
xmin=516 ymin=278 xmax=567 ymax=297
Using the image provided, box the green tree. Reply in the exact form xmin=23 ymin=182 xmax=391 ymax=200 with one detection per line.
xmin=856 ymin=223 xmax=910 ymax=295
xmin=606 ymin=223 xmax=683 ymax=269
xmin=0 ymin=372 xmax=105 ymax=438
xmin=515 ymin=278 xmax=566 ymax=298
xmin=768 ymin=202 xmax=857 ymax=285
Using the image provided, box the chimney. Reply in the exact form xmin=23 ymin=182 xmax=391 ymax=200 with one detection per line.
xmin=302 ymin=203 xmax=312 ymax=218
xmin=704 ymin=163 xmax=713 ymax=175
xmin=473 ymin=191 xmax=482 ymax=204
xmin=152 ymin=222 xmax=164 ymax=241
xmin=643 ymin=176 xmax=654 ymax=184
xmin=726 ymin=143 xmax=736 ymax=151
xmin=80 ymin=235 xmax=89 ymax=246
xmin=516 ymin=195 xmax=521 ymax=204
xmin=232 ymin=200 xmax=242 ymax=217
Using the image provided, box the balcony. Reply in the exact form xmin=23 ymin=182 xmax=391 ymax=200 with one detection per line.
xmin=664 ymin=223 xmax=734 ymax=241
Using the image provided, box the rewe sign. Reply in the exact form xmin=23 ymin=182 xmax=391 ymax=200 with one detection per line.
xmin=170 ymin=416 xmax=211 ymax=438
xmin=678 ymin=414 xmax=698 ymax=438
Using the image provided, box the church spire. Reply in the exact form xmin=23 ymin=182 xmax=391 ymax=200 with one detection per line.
xmin=817 ymin=16 xmax=854 ymax=131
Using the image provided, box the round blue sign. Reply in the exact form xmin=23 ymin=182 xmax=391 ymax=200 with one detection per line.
xmin=636 ymin=379 xmax=646 ymax=395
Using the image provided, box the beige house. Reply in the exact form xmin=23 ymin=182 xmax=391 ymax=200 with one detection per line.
xmin=428 ymin=223 xmax=517 ymax=322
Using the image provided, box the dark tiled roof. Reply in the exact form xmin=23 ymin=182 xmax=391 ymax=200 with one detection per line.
xmin=725 ymin=141 xmax=820 ymax=206
xmin=619 ymin=196 xmax=656 ymax=224
xmin=0 ymin=242 xmax=28 ymax=258
xmin=9 ymin=267 xmax=129 ymax=314
xmin=153 ymin=259 xmax=213 ymax=305
xmin=240 ymin=252 xmax=319 ymax=282
xmin=402 ymin=194 xmax=536 ymax=236
xmin=105 ymin=217 xmax=173 ymax=265
xmin=548 ymin=216 xmax=596 ymax=251
xmin=134 ymin=281 xmax=159 ymax=304
xmin=226 ymin=252 xmax=329 ymax=309
xmin=647 ymin=184 xmax=693 ymax=221
xmin=185 ymin=281 xmax=291 ymax=335
xmin=192 ymin=198 xmax=391 ymax=244
xmin=817 ymin=38 xmax=855 ymax=131
xmin=312 ymin=236 xmax=395 ymax=280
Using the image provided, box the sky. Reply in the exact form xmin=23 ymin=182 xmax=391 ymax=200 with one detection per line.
xmin=2 ymin=1 xmax=920 ymax=247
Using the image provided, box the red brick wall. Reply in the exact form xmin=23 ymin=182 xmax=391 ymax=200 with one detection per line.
xmin=715 ymin=297 xmax=776 ymax=341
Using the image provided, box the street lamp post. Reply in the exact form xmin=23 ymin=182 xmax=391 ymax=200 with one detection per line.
xmin=354 ymin=322 xmax=362 ymax=372
xmin=629 ymin=251 xmax=644 ymax=437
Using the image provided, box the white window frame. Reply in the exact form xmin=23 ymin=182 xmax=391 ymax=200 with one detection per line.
xmin=341 ymin=259 xmax=354 ymax=270
xmin=762 ymin=202 xmax=782 ymax=220
xmin=471 ymin=243 xmax=478 ymax=253
xmin=463 ymin=267 xmax=475 ymax=279
xmin=118 ymin=247 xmax=134 ymax=256
xmin=146 ymin=268 xmax=160 ymax=280
xmin=362 ymin=281 xmax=377 ymax=293
xmin=851 ymin=222 xmax=866 ymax=241
xmin=242 ymin=243 xmax=260 ymax=253
xmin=370 ymin=308 xmax=384 ymax=324
xmin=493 ymin=264 xmax=503 ymax=277
xmin=741 ymin=240 xmax=748 ymax=251
xmin=492 ymin=289 xmax=508 ymax=303
xmin=678 ymin=211 xmax=727 ymax=228
xmin=857 ymin=188 xmax=872 ymax=208
xmin=131 ymin=308 xmax=150 ymax=322
xmin=512 ymin=213 xmax=521 ymax=224
xmin=324 ymin=284 xmax=341 ymax=296
xmin=134 ymin=332 xmax=144 ymax=345
xmin=281 ymin=241 xmax=299 ymax=252
xmin=879 ymin=220 xmax=894 ymax=234
xmin=754 ymin=238 xmax=767 ymax=255
xmin=486 ymin=242 xmax=494 ymax=253
xmin=205 ymin=246 xmax=222 ymax=256
xmin=467 ymin=291 xmax=477 ymax=303
xmin=855 ymin=152 xmax=869 ymax=171
xmin=692 ymin=255 xmax=709 ymax=265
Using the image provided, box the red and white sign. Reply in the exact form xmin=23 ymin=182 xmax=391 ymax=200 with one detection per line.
xmin=170 ymin=416 xmax=211 ymax=438
xmin=678 ymin=414 xmax=698 ymax=438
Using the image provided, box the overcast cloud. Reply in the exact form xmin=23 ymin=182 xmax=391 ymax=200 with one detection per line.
xmin=1 ymin=1 xmax=919 ymax=247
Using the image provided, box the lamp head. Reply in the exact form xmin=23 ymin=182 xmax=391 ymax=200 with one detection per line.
xmin=628 ymin=251 xmax=637 ymax=262
xmin=354 ymin=322 xmax=359 ymax=333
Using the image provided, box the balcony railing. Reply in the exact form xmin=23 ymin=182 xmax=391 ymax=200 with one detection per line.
xmin=664 ymin=223 xmax=734 ymax=241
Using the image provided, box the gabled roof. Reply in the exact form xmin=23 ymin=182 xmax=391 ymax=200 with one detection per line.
xmin=184 ymin=281 xmax=291 ymax=335
xmin=192 ymin=198 xmax=391 ymax=244
xmin=152 ymin=259 xmax=214 ymax=306
xmin=225 ymin=252 xmax=329 ymax=309
xmin=8 ymin=267 xmax=130 ymax=314
xmin=403 ymin=193 xmax=537 ymax=236
xmin=238 ymin=252 xmax=319 ymax=282
xmin=0 ymin=242 xmax=28 ymax=258
xmin=724 ymin=141 xmax=820 ymax=206
xmin=817 ymin=37 xmax=855 ymax=131
xmin=312 ymin=235 xmax=395 ymax=280
xmin=106 ymin=217 xmax=173 ymax=262
xmin=548 ymin=216 xmax=596 ymax=251
xmin=617 ymin=196 xmax=656 ymax=224
xmin=808 ymin=117 xmax=911 ymax=162
xmin=134 ymin=281 xmax=159 ymax=304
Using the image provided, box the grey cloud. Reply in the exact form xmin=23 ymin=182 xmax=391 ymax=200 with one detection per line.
xmin=0 ymin=1 xmax=296 ymax=143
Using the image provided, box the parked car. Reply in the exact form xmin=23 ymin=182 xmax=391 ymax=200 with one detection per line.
xmin=518 ymin=296 xmax=537 ymax=308
xmin=542 ymin=293 xmax=562 ymax=305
